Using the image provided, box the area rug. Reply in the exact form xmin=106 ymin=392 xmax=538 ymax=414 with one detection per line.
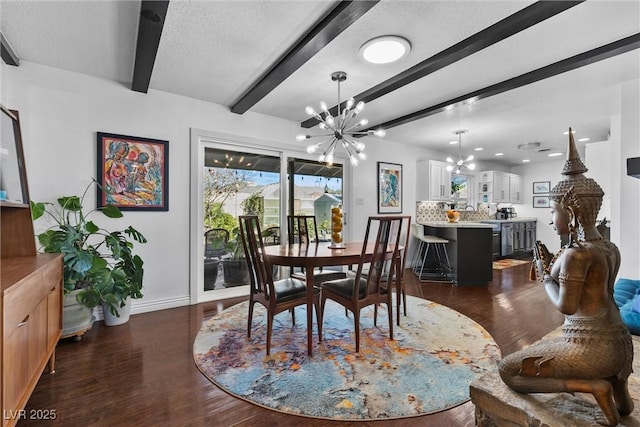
xmin=193 ymin=295 xmax=500 ymax=421
xmin=492 ymin=258 xmax=531 ymax=270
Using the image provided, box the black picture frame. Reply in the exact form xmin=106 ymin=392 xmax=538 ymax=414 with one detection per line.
xmin=533 ymin=196 xmax=550 ymax=208
xmin=97 ymin=132 xmax=169 ymax=211
xmin=377 ymin=162 xmax=402 ymax=213
xmin=533 ymin=181 xmax=551 ymax=194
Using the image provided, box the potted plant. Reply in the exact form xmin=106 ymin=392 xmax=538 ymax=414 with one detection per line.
xmin=31 ymin=180 xmax=147 ymax=331
xmin=222 ymin=227 xmax=250 ymax=287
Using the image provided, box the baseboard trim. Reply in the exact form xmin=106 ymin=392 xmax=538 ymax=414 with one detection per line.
xmin=93 ymin=296 xmax=191 ymax=321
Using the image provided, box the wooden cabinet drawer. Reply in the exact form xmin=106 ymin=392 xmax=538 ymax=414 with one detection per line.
xmin=47 ymin=281 xmax=62 ymax=346
xmin=3 ymin=259 xmax=61 ymax=337
xmin=4 ymin=271 xmax=44 ymax=337
xmin=3 ymin=316 xmax=30 ymax=417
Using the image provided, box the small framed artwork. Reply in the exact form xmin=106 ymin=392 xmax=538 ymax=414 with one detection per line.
xmin=97 ymin=132 xmax=169 ymax=211
xmin=533 ymin=181 xmax=551 ymax=194
xmin=377 ymin=162 xmax=402 ymax=213
xmin=533 ymin=196 xmax=550 ymax=208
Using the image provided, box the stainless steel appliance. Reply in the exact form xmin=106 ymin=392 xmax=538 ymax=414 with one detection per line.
xmin=497 ymin=207 xmax=517 ymax=219
xmin=490 ymin=223 xmax=501 ymax=259
xmin=501 ymin=223 xmax=514 ymax=256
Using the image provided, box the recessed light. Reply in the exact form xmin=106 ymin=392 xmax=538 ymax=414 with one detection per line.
xmin=578 ymin=137 xmax=590 ymax=142
xmin=360 ymin=36 xmax=411 ymax=64
xmin=522 ymin=159 xmax=530 ymax=163
xmin=449 ymin=140 xmax=458 ymax=145
xmin=444 ymin=105 xmax=454 ymax=111
xmin=563 ymin=130 xmax=576 ymax=135
xmin=548 ymin=152 xmax=563 ymax=157
xmin=495 ymin=153 xmax=504 ymax=156
xmin=474 ymin=147 xmax=483 ymax=151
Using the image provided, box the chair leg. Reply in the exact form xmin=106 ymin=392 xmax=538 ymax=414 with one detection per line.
xmin=387 ymin=301 xmax=394 ymax=341
xmin=314 ymin=295 xmax=322 ymax=343
xmin=266 ymin=314 xmax=273 ymax=355
xmin=247 ymin=300 xmax=255 ymax=338
xmin=373 ymin=304 xmax=378 ymax=326
xmin=290 ymin=307 xmax=295 ymax=325
xmin=319 ymin=296 xmax=327 ymax=342
xmin=354 ymin=309 xmax=361 ymax=353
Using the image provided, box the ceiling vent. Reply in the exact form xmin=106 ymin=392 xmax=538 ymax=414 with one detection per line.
xmin=518 ymin=142 xmax=541 ymax=151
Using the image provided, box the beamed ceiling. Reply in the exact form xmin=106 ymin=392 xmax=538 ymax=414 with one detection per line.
xmin=1 ymin=1 xmax=639 ymax=166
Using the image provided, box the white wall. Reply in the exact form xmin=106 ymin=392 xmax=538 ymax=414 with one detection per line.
xmin=511 ymin=159 xmax=565 ymax=252
xmin=3 ymin=61 xmax=447 ymax=313
xmin=616 ymin=79 xmax=640 ymax=279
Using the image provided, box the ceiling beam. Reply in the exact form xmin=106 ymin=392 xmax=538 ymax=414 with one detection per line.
xmin=362 ymin=33 xmax=640 ymax=133
xmin=132 ymin=0 xmax=170 ymax=93
xmin=1 ymin=31 xmax=19 ymax=66
xmin=302 ymin=0 xmax=583 ymax=128
xmin=230 ymin=0 xmax=379 ymax=115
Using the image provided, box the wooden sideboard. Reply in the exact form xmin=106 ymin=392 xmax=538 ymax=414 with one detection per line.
xmin=0 ymin=106 xmax=63 ymax=426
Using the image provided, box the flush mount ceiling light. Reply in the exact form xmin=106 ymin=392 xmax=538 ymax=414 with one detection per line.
xmin=517 ymin=142 xmax=541 ymax=151
xmin=297 ymin=71 xmax=385 ymax=166
xmin=446 ymin=130 xmax=476 ymax=174
xmin=360 ymin=36 xmax=411 ymax=64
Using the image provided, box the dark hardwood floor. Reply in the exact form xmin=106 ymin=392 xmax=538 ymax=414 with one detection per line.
xmin=20 ymin=263 xmax=564 ymax=427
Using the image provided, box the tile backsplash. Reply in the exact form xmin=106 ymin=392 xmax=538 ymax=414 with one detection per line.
xmin=416 ymin=201 xmax=491 ymax=223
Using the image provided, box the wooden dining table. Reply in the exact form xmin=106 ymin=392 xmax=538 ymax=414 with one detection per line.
xmin=263 ymin=241 xmax=401 ymax=356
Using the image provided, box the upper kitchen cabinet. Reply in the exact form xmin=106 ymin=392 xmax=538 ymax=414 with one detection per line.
xmin=477 ymin=171 xmax=523 ymax=204
xmin=417 ymin=160 xmax=452 ymax=201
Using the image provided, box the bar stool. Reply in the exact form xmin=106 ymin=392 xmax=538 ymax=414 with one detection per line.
xmin=411 ymin=224 xmax=453 ymax=282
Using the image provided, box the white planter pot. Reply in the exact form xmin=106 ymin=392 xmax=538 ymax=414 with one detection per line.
xmin=102 ymin=297 xmax=131 ymax=326
xmin=62 ymin=289 xmax=95 ymax=339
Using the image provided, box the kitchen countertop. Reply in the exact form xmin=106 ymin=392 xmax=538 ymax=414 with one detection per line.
xmin=418 ymin=221 xmax=494 ymax=228
xmin=480 ymin=217 xmax=538 ymax=223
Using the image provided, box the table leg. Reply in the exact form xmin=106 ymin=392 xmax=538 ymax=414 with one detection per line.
xmin=306 ymin=266 xmax=315 ymax=356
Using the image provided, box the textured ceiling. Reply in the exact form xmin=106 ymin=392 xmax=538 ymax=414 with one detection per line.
xmin=1 ymin=0 xmax=639 ymax=166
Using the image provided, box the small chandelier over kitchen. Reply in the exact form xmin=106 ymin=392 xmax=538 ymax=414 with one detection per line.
xmin=446 ymin=130 xmax=476 ymax=174
xmin=296 ymin=71 xmax=385 ymax=166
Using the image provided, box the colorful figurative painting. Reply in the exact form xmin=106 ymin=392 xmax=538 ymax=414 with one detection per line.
xmin=96 ymin=132 xmax=169 ymax=211
xmin=378 ymin=162 xmax=402 ymax=213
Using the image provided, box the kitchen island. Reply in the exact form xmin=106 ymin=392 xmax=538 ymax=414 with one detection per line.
xmin=419 ymin=221 xmax=494 ymax=286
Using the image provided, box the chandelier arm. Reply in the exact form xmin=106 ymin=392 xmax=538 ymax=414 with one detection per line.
xmin=343 ymin=122 xmax=367 ymax=133
xmin=321 ymin=138 xmax=339 ymax=157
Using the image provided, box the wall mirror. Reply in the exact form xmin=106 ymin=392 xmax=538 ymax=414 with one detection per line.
xmin=0 ymin=104 xmax=29 ymax=205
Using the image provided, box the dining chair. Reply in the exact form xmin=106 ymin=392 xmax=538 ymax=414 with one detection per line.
xmin=204 ymin=228 xmax=230 ymax=259
xmin=287 ymin=215 xmax=347 ymax=285
xmin=320 ymin=216 xmax=403 ymax=353
xmin=238 ymin=215 xmax=321 ymax=355
xmin=379 ymin=215 xmax=411 ymax=325
xmin=262 ymin=226 xmax=280 ymax=246
xmin=348 ymin=216 xmax=411 ymax=325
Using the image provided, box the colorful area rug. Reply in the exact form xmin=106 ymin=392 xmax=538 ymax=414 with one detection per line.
xmin=492 ymin=258 xmax=531 ymax=270
xmin=193 ymin=295 xmax=500 ymax=421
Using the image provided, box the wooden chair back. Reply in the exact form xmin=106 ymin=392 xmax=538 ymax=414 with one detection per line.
xmin=352 ymin=216 xmax=403 ymax=301
xmin=238 ymin=215 xmax=274 ymax=300
xmin=287 ymin=215 xmax=319 ymax=244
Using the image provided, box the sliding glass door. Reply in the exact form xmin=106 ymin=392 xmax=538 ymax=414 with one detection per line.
xmin=191 ymin=129 xmax=348 ymax=303
xmin=286 ymin=158 xmax=343 ymax=241
xmin=202 ymin=146 xmax=281 ymax=295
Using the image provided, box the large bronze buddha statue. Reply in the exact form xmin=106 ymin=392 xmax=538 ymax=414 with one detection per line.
xmin=498 ymin=130 xmax=633 ymax=426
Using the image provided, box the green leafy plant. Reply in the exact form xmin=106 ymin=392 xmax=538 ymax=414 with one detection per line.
xmin=31 ymin=181 xmax=147 ymax=316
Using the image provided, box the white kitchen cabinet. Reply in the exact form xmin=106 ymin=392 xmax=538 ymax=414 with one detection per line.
xmin=429 ymin=160 xmax=452 ymax=201
xmin=477 ymin=171 xmax=523 ymax=204
xmin=509 ymin=174 xmax=523 ymax=204
xmin=416 ymin=160 xmax=452 ymax=201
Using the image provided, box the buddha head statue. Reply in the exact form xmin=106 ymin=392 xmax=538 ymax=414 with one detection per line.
xmin=549 ymin=129 xmax=604 ymax=240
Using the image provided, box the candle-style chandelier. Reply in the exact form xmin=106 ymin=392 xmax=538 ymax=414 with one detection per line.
xmin=296 ymin=71 xmax=385 ymax=166
xmin=446 ymin=130 xmax=476 ymax=174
